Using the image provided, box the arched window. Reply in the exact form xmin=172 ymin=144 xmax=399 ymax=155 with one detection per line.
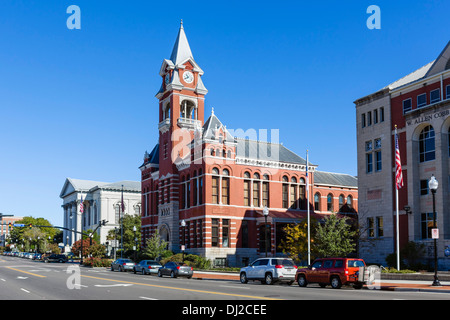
xmin=282 ymin=176 xmax=289 ymax=208
xmin=223 ymin=169 xmax=230 ymax=176
xmin=227 ymin=150 xmax=232 ymax=158
xmin=314 ymin=193 xmax=321 ymax=211
xmin=347 ymin=195 xmax=353 ymax=208
xmin=327 ymin=194 xmax=333 ymax=212
xmin=253 ymin=172 xmax=260 ymax=179
xmin=212 ymin=168 xmax=219 ymax=204
xmin=244 ymin=171 xmax=251 ymax=179
xmin=419 ymin=125 xmax=435 ymax=162
xmin=339 ymin=195 xmax=345 ymax=210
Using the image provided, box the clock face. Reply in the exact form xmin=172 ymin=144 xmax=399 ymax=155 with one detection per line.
xmin=165 ymin=73 xmax=171 ymax=85
xmin=183 ymin=71 xmax=194 ymax=84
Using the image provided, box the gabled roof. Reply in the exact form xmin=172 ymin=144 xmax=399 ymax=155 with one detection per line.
xmin=60 ymin=178 xmax=140 ymax=198
xmin=202 ymin=111 xmax=234 ymax=142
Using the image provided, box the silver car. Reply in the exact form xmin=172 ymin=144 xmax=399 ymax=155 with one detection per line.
xmin=240 ymin=258 xmax=297 ymax=285
xmin=111 ymin=258 xmax=135 ymax=272
xmin=134 ymin=260 xmax=162 ymax=275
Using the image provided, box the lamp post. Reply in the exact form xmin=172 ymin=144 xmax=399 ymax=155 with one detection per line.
xmin=263 ymin=206 xmax=269 ymax=257
xmin=429 ymin=175 xmax=441 ymax=287
xmin=133 ymin=225 xmax=137 ymax=262
xmin=181 ymin=220 xmax=186 ymax=263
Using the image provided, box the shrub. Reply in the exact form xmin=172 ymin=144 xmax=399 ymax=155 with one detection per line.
xmin=83 ymin=257 xmax=113 ymax=268
xmin=161 ymin=253 xmax=211 ymax=269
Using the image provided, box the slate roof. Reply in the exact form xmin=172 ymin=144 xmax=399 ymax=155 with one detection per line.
xmin=313 ymin=171 xmax=357 ymax=188
xmin=60 ymin=178 xmax=141 ymax=198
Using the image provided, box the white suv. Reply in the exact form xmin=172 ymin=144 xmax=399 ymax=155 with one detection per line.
xmin=239 ymin=258 xmax=297 ymax=285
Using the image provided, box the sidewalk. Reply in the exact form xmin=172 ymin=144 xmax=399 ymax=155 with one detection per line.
xmin=192 ymin=271 xmax=450 ymax=293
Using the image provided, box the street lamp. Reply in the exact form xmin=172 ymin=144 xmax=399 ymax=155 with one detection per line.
xmin=429 ymin=175 xmax=441 ymax=287
xmin=263 ymin=206 xmax=269 ymax=257
xmin=133 ymin=225 xmax=137 ymax=262
xmin=181 ymin=220 xmax=186 ymax=263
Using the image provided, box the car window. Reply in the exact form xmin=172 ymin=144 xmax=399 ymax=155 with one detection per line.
xmin=272 ymin=259 xmax=294 ymax=266
xmin=311 ymin=260 xmax=322 ymax=269
xmin=348 ymin=260 xmax=365 ymax=268
xmin=323 ymin=260 xmax=333 ymax=268
xmin=251 ymin=260 xmax=261 ymax=267
xmin=258 ymin=259 xmax=269 ymax=266
xmin=334 ymin=260 xmax=344 ymax=268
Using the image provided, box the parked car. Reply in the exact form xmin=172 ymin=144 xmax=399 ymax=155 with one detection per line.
xmin=134 ymin=260 xmax=162 ymax=275
xmin=44 ymin=254 xmax=68 ymax=263
xmin=158 ymin=261 xmax=193 ymax=279
xmin=111 ymin=259 xmax=135 ymax=272
xmin=295 ymin=258 xmax=366 ymax=289
xmin=240 ymin=258 xmax=297 ymax=285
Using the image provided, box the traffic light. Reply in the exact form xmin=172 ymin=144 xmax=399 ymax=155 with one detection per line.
xmin=8 ymin=222 xmax=12 ymax=231
xmin=29 ymin=223 xmax=32 ymax=229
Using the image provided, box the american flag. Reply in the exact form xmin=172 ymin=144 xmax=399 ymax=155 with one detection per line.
xmin=395 ymin=128 xmax=404 ymax=190
xmin=80 ymin=195 xmax=84 ymax=213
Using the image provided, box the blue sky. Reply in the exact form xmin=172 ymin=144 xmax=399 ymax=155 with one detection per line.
xmin=0 ymin=0 xmax=449 ymax=226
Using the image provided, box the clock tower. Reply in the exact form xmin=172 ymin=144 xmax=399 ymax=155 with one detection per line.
xmin=156 ymin=21 xmax=208 ymax=176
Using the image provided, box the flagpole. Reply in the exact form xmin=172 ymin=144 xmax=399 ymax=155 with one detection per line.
xmin=306 ymin=150 xmax=310 ymax=266
xmin=120 ymin=185 xmax=124 ymax=258
xmin=395 ymin=125 xmax=400 ymax=271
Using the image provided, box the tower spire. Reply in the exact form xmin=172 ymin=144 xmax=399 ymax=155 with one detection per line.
xmin=170 ymin=20 xmax=193 ymax=65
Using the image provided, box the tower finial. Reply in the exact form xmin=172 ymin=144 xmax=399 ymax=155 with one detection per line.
xmin=180 ymin=19 xmax=183 ymax=27
xmin=211 ymin=107 xmax=214 ymax=115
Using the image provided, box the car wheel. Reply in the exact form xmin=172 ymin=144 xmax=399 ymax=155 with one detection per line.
xmin=170 ymin=271 xmax=176 ymax=278
xmin=265 ymin=273 xmax=274 ymax=285
xmin=353 ymin=283 xmax=363 ymax=290
xmin=240 ymin=272 xmax=248 ymax=284
xmin=297 ymin=274 xmax=307 ymax=287
xmin=158 ymin=270 xmax=162 ymax=277
xmin=330 ymin=276 xmax=342 ymax=289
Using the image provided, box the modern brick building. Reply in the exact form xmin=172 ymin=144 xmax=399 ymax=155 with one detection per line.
xmin=140 ymin=23 xmax=358 ymax=266
xmin=355 ymin=41 xmax=450 ymax=268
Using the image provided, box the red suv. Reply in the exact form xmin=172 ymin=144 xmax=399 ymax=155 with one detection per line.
xmin=295 ymin=258 xmax=366 ymax=289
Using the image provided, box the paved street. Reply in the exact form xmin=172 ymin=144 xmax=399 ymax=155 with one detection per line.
xmin=1 ymin=256 xmax=450 ymax=301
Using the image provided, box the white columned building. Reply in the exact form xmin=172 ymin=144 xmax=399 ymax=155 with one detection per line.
xmin=60 ymin=178 xmax=141 ymax=248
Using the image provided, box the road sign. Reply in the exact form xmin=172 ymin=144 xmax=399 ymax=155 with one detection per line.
xmin=14 ymin=224 xmax=25 ymax=227
xmin=432 ymin=228 xmax=439 ymax=239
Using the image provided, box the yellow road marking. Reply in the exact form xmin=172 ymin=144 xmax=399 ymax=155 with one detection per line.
xmin=81 ymin=274 xmax=282 ymax=300
xmin=5 ymin=267 xmax=47 ymax=278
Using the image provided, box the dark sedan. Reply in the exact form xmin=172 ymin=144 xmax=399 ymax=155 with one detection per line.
xmin=158 ymin=261 xmax=193 ymax=279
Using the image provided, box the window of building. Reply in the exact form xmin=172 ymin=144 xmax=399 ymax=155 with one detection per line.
xmin=198 ymin=170 xmax=203 ymax=205
xmin=282 ymin=182 xmax=289 ymax=209
xmin=314 ymin=193 xmax=320 ymax=211
xmin=417 ymin=93 xmax=427 ymax=108
xmin=347 ymin=195 xmax=353 ymax=208
xmin=361 ymin=113 xmax=366 ymax=128
xmin=403 ymin=98 xmax=412 ymax=114
xmin=241 ymin=220 xmax=249 ymax=248
xmin=421 ymin=212 xmax=436 ymax=239
xmin=222 ymin=176 xmax=230 ymax=205
xmin=380 ymin=107 xmax=385 ymax=122
xmin=212 ymin=175 xmax=219 ymax=205
xmin=366 ymin=153 xmax=373 ymax=173
xmin=244 ymin=180 xmax=250 ymax=206
xmin=447 ymin=85 xmax=450 ymax=99
xmin=367 ymin=111 xmax=372 ymax=126
xmin=212 ymin=219 xmax=219 ymax=247
xmin=365 ymin=141 xmax=373 ymax=152
xmin=374 ymin=109 xmax=378 ymax=124
xmin=262 ymin=181 xmax=269 ymax=207
xmin=327 ymin=194 xmax=333 ymax=212
xmin=376 ymin=217 xmax=384 ymax=237
xmin=375 ymin=150 xmax=382 ymax=172
xmin=290 ymin=177 xmax=297 ymax=209
xmin=430 ymin=89 xmax=440 ymax=104
xmin=419 ymin=125 xmax=435 ymax=162
xmin=420 ymin=179 xmax=429 ymax=195
xmin=339 ymin=195 xmax=344 ymax=210
xmin=367 ymin=217 xmax=374 ymax=238
xmin=222 ymin=219 xmax=229 ymax=247
xmin=253 ymin=180 xmax=260 ymax=207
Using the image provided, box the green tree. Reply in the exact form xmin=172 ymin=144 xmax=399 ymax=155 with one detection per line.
xmin=314 ymin=215 xmax=357 ymax=258
xmin=141 ymin=230 xmax=169 ymax=260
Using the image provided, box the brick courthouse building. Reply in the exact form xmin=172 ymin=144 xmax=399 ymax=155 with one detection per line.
xmin=140 ymin=23 xmax=358 ymax=266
